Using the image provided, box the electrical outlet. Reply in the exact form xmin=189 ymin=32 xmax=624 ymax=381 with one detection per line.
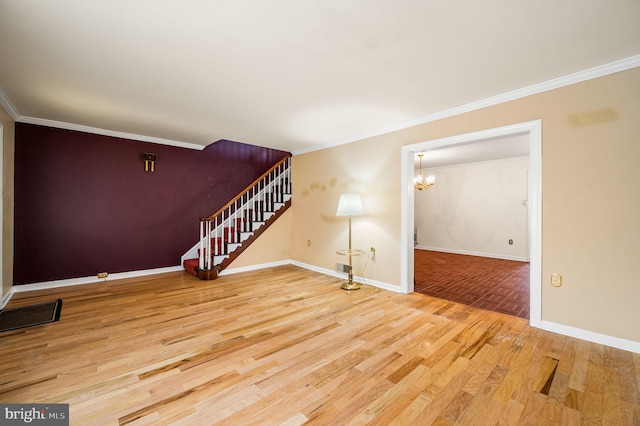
xmin=306 ymin=240 xmax=311 ymax=247
xmin=551 ymin=273 xmax=562 ymax=287
xmin=370 ymin=247 xmax=376 ymax=258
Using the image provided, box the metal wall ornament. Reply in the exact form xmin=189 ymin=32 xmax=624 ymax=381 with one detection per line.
xmin=141 ymin=153 xmax=158 ymax=172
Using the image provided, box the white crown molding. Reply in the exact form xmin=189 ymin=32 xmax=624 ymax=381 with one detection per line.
xmin=18 ymin=116 xmax=205 ymax=150
xmin=293 ymin=54 xmax=640 ymax=156
xmin=0 ymin=84 xmax=21 ymax=120
xmin=1 ymin=83 xmax=205 ymax=151
xmin=1 ymin=84 xmax=204 ymax=150
xmin=5 ymin=55 xmax=639 ymax=155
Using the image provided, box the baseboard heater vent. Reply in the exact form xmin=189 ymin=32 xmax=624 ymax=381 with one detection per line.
xmin=336 ymin=263 xmax=351 ymax=274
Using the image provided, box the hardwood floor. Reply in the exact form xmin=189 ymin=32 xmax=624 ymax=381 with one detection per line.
xmin=1 ymin=265 xmax=638 ymax=425
xmin=414 ymin=250 xmax=530 ymax=319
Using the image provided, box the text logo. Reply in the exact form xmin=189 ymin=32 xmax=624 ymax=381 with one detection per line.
xmin=1 ymin=404 xmax=69 ymax=425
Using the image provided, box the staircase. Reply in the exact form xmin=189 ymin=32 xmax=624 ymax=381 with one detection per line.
xmin=181 ymin=156 xmax=292 ymax=280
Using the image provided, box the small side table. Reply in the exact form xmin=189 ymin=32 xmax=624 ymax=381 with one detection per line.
xmin=336 ymin=249 xmax=364 ymax=290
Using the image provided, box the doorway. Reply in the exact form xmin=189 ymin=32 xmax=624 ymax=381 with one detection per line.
xmin=400 ymin=120 xmax=542 ymax=327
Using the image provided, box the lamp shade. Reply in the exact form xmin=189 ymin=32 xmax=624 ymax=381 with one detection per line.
xmin=336 ymin=194 xmax=364 ymax=216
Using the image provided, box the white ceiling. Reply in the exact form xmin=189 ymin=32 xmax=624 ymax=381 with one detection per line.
xmin=418 ymin=134 xmax=530 ymax=169
xmin=1 ymin=1 xmax=639 ymax=154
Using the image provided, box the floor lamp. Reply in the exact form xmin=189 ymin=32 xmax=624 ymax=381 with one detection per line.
xmin=336 ymin=194 xmax=364 ymax=290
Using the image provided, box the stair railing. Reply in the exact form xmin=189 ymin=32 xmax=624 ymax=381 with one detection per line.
xmin=197 ymin=155 xmax=291 ymax=273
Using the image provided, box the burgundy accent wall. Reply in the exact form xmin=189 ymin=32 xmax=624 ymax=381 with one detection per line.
xmin=14 ymin=123 xmax=289 ymax=285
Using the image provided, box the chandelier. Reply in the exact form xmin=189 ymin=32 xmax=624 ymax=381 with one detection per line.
xmin=414 ymin=153 xmax=436 ymax=190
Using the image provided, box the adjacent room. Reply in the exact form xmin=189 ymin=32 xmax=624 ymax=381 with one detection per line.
xmin=413 ymin=135 xmax=532 ymax=319
xmin=1 ymin=1 xmax=639 ymax=424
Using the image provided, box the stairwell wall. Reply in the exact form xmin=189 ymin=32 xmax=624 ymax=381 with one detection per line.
xmin=14 ymin=123 xmax=289 ymax=285
xmin=225 ymin=209 xmax=293 ymax=270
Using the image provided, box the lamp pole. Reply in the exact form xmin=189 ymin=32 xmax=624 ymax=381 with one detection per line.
xmin=347 ymin=215 xmax=353 ymax=287
xmin=336 ymin=193 xmax=364 ymax=290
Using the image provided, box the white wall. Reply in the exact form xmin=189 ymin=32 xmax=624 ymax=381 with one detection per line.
xmin=415 ymin=156 xmax=529 ymax=261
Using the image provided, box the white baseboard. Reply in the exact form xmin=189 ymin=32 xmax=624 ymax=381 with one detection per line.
xmin=415 ymin=245 xmax=529 ymax=262
xmin=218 ymin=260 xmax=292 ymax=276
xmin=204 ymin=259 xmax=403 ymax=293
xmin=2 ymin=260 xmax=399 ymax=307
xmin=539 ymin=320 xmax=640 ymax=354
xmin=1 ymin=289 xmax=15 ymax=309
xmin=289 ymin=260 xmax=402 ymax=293
xmin=7 ymin=265 xmax=184 ymax=299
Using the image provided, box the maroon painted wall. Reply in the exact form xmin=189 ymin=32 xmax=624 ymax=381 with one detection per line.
xmin=14 ymin=123 xmax=290 ymax=285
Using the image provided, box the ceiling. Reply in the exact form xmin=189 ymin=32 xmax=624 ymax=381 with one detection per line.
xmin=418 ymin=134 xmax=530 ymax=169
xmin=1 ymin=1 xmax=639 ymax=154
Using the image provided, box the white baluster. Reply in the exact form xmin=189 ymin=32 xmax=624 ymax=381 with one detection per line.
xmin=227 ymin=205 xmax=231 ymax=243
xmin=205 ymin=219 xmax=211 ymax=270
xmin=242 ymin=193 xmax=247 ymax=231
xmin=251 ymin=186 xmax=255 ymax=222
xmin=287 ymin=157 xmax=291 ymax=193
xmin=234 ymin=199 xmax=238 ymax=240
xmin=214 ymin=216 xmax=218 ymax=256
xmin=262 ymin=175 xmax=267 ymax=215
xmin=221 ymin=210 xmax=225 ymax=254
xmin=278 ymin=163 xmax=283 ymax=202
xmin=255 ymin=183 xmax=260 ymax=221
xmin=268 ymin=170 xmax=273 ymax=210
xmin=264 ymin=173 xmax=268 ymax=213
xmin=199 ymin=220 xmax=204 ymax=270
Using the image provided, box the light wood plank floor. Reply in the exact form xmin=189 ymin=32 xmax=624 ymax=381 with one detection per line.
xmin=1 ymin=265 xmax=638 ymax=425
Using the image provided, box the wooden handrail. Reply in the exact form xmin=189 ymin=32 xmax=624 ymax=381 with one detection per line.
xmin=205 ymin=154 xmax=291 ymax=220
